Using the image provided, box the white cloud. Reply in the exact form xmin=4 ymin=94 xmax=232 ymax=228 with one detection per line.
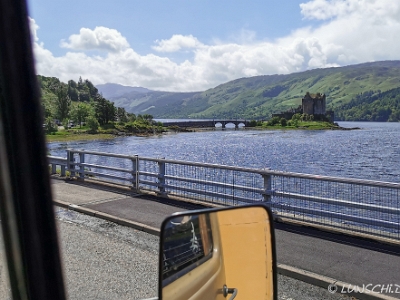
xmin=300 ymin=0 xmax=362 ymax=20
xmin=30 ymin=0 xmax=400 ymax=92
xmin=152 ymin=35 xmax=203 ymax=52
xmin=300 ymin=0 xmax=400 ymax=21
xmin=29 ymin=17 xmax=39 ymax=43
xmin=60 ymin=26 xmax=130 ymax=52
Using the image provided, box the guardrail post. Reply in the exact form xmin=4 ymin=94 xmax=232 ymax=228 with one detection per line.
xmin=67 ymin=150 xmax=75 ymax=177
xmin=79 ymin=152 xmax=85 ymax=179
xmin=131 ymin=155 xmax=139 ymax=191
xmin=158 ymin=160 xmax=166 ymax=194
xmin=60 ymin=164 xmax=66 ymax=177
xmin=262 ymin=174 xmax=272 ymax=204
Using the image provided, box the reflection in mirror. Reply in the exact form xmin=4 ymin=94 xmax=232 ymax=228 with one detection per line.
xmin=159 ymin=205 xmax=276 ymax=300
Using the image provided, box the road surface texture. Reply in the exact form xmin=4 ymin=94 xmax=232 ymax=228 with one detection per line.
xmin=1 ymin=207 xmax=357 ymax=299
xmin=1 ymin=178 xmax=399 ymax=299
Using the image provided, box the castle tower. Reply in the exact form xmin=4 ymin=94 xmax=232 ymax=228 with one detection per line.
xmin=302 ymin=93 xmax=326 ymax=115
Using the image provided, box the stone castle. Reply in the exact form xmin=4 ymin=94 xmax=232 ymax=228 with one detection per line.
xmin=272 ymin=92 xmax=334 ymax=122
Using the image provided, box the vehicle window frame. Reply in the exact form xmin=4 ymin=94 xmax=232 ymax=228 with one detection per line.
xmin=0 ymin=0 xmax=67 ymax=299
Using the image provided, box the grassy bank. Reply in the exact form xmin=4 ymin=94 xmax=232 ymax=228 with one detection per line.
xmin=45 ymin=121 xmax=165 ymax=142
xmin=260 ymin=121 xmax=342 ymax=130
xmin=46 ymin=131 xmax=115 ymax=142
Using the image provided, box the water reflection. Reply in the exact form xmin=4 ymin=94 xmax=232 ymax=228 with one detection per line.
xmin=48 ymin=122 xmax=400 ymax=183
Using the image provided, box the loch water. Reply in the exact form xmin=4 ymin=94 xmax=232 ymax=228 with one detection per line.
xmin=48 ymin=122 xmax=400 ymax=183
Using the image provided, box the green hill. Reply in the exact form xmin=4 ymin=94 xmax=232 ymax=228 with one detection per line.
xmin=334 ymin=87 xmax=400 ymax=121
xmin=101 ymin=61 xmax=400 ymax=120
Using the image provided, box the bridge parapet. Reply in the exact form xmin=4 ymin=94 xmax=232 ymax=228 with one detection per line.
xmin=50 ymin=149 xmax=400 ymax=244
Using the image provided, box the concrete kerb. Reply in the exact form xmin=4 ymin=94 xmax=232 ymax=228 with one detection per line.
xmin=54 ymin=200 xmax=160 ymax=236
xmin=53 ymin=200 xmax=398 ymax=300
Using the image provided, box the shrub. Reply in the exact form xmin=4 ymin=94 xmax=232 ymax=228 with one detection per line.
xmin=248 ymin=120 xmax=257 ymax=127
xmin=86 ymin=116 xmax=99 ymax=133
xmin=267 ymin=116 xmax=281 ymax=126
xmin=280 ymin=118 xmax=287 ymax=127
xmin=45 ymin=117 xmax=58 ymax=134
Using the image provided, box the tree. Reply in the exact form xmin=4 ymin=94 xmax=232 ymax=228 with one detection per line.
xmin=127 ymin=113 xmax=136 ymax=122
xmin=86 ymin=115 xmax=99 ymax=132
xmin=41 ymin=103 xmax=52 ymax=119
xmin=94 ymin=94 xmax=116 ymax=125
xmin=78 ymin=76 xmax=83 ymax=89
xmin=78 ymin=86 xmax=90 ymax=102
xmin=55 ymin=86 xmax=71 ymax=120
xmin=280 ymin=118 xmax=287 ymax=127
xmin=44 ymin=117 xmax=58 ymax=134
xmin=84 ymin=79 xmax=98 ymax=98
xmin=267 ymin=116 xmax=280 ymax=126
xmin=67 ymin=84 xmax=79 ymax=101
xmin=70 ymin=103 xmax=91 ymax=127
xmin=68 ymin=79 xmax=77 ymax=88
xmin=142 ymin=114 xmax=154 ymax=123
xmin=116 ymin=107 xmax=128 ymax=123
xmin=291 ymin=113 xmax=301 ymax=127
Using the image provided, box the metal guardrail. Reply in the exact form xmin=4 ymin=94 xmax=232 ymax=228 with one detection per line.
xmin=48 ymin=156 xmax=67 ymax=176
xmin=48 ymin=150 xmax=400 ymax=241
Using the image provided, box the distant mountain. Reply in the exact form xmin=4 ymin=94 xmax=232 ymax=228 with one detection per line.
xmin=107 ymin=90 xmax=200 ymax=116
xmin=96 ymin=83 xmax=151 ymax=99
xmin=99 ymin=61 xmax=400 ymax=121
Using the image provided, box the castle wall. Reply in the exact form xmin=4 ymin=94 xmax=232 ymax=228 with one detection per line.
xmin=302 ymin=94 xmax=326 ymax=115
xmin=302 ymin=98 xmax=314 ymax=115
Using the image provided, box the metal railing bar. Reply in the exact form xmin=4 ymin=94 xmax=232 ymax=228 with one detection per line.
xmin=76 ymin=170 xmax=132 ymax=181
xmin=138 ymin=171 xmax=158 ymax=178
xmin=163 ymin=175 xmax=264 ymax=194
xmin=271 ymin=173 xmax=400 ymax=189
xmin=161 ymin=183 xmax=260 ymax=204
xmin=273 ymin=191 xmax=400 ymax=215
xmin=270 ymin=203 xmax=399 ymax=230
xmin=68 ymin=149 xmax=136 ymax=160
xmin=138 ymin=180 xmax=159 ymax=187
xmin=74 ymin=163 xmax=131 ymax=173
xmin=48 ymin=156 xmax=67 ymax=163
xmin=140 ymin=156 xmax=267 ymax=174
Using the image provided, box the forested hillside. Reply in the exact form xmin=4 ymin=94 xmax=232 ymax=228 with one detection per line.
xmin=334 ymin=88 xmax=400 ymax=121
xmin=38 ymin=75 xmax=158 ymax=135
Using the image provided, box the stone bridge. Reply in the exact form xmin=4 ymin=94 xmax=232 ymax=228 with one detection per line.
xmin=160 ymin=119 xmax=251 ymax=129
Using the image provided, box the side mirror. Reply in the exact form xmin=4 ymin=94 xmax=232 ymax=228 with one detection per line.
xmin=158 ymin=205 xmax=277 ymax=300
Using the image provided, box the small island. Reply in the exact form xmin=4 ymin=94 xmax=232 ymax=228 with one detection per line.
xmin=257 ymin=92 xmax=357 ymax=130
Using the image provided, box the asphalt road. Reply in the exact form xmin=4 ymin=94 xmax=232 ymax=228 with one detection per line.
xmin=0 ymin=208 xmax=355 ymax=299
xmin=44 ymin=179 xmax=400 ymax=299
xmin=1 ymin=179 xmax=398 ymax=299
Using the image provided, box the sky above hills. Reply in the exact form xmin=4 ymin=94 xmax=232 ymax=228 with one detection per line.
xmin=27 ymin=0 xmax=400 ymax=92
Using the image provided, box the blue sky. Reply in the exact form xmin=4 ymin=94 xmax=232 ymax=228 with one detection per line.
xmin=27 ymin=0 xmax=400 ymax=91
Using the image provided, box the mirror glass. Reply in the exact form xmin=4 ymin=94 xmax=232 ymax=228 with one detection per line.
xmin=159 ymin=205 xmax=276 ymax=300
